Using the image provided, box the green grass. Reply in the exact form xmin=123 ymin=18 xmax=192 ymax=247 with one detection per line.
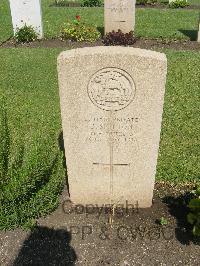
xmin=0 ymin=0 xmax=12 ymax=42
xmin=0 ymin=0 xmax=199 ymax=43
xmin=157 ymin=50 xmax=200 ymax=182
xmin=136 ymin=9 xmax=199 ymax=40
xmin=0 ymin=48 xmax=65 ymax=229
xmin=189 ymin=0 xmax=200 ymax=4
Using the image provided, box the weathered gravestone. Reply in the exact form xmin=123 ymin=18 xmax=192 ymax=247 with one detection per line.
xmin=104 ymin=0 xmax=136 ymax=34
xmin=58 ymin=47 xmax=167 ymax=208
xmin=9 ymin=0 xmax=43 ymax=38
xmin=169 ymin=0 xmax=187 ymax=3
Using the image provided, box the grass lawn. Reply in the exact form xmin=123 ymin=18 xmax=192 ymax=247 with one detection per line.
xmin=0 ymin=48 xmax=199 ymax=185
xmin=0 ymin=48 xmax=65 ymax=229
xmin=0 ymin=0 xmax=199 ymax=42
xmin=157 ymin=49 xmax=200 ymax=182
xmin=189 ymin=0 xmax=200 ymax=4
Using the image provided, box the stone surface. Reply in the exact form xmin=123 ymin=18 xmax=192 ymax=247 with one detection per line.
xmin=104 ymin=0 xmax=135 ymax=34
xmin=57 ymin=47 xmax=167 ymax=208
xmin=9 ymin=0 xmax=43 ymax=38
xmin=169 ymin=0 xmax=187 ymax=3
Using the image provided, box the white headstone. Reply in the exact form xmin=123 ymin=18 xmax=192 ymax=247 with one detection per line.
xmin=58 ymin=47 xmax=167 ymax=208
xmin=9 ymin=0 xmax=43 ymax=38
xmin=104 ymin=0 xmax=136 ymax=34
xmin=169 ymin=0 xmax=187 ymax=3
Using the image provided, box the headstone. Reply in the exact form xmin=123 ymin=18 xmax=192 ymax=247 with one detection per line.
xmin=169 ymin=0 xmax=187 ymax=2
xmin=9 ymin=0 xmax=43 ymax=38
xmin=198 ymin=22 xmax=200 ymax=42
xmin=58 ymin=47 xmax=167 ymax=208
xmin=104 ymin=0 xmax=135 ymax=34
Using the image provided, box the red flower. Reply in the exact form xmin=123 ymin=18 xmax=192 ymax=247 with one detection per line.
xmin=76 ymin=15 xmax=81 ymax=21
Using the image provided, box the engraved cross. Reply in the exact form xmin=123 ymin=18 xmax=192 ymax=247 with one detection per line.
xmin=93 ymin=111 xmax=130 ymax=204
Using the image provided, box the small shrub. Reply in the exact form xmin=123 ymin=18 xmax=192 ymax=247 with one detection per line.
xmin=147 ymin=0 xmax=158 ymax=4
xmin=169 ymin=0 xmax=189 ymax=8
xmin=54 ymin=0 xmax=81 ymax=7
xmin=159 ymin=217 xmax=168 ymax=225
xmin=103 ymin=30 xmax=136 ymax=46
xmin=61 ymin=16 xmax=101 ymax=42
xmin=82 ymin=0 xmax=102 ymax=7
xmin=187 ymin=187 xmax=200 ymax=236
xmin=136 ymin=0 xmax=148 ymax=5
xmin=15 ymin=24 xmax=39 ymax=43
xmin=136 ymin=0 xmax=169 ymax=5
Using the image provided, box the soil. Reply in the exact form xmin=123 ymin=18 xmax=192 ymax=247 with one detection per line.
xmin=49 ymin=3 xmax=200 ymax=10
xmin=1 ymin=37 xmax=200 ymax=51
xmin=49 ymin=2 xmax=82 ymax=7
xmin=136 ymin=4 xmax=200 ymax=10
xmin=0 ymin=182 xmax=200 ymax=265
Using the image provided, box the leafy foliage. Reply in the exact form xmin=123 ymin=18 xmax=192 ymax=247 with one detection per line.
xmin=159 ymin=217 xmax=168 ymax=225
xmin=103 ymin=30 xmax=136 ymax=46
xmin=0 ymin=99 xmax=65 ymax=230
xmin=136 ymin=0 xmax=182 ymax=5
xmin=54 ymin=0 xmax=82 ymax=7
xmin=15 ymin=24 xmax=39 ymax=43
xmin=187 ymin=187 xmax=200 ymax=236
xmin=169 ymin=0 xmax=189 ymax=8
xmin=136 ymin=0 xmax=148 ymax=5
xmin=82 ymin=0 xmax=102 ymax=6
xmin=61 ymin=16 xmax=100 ymax=42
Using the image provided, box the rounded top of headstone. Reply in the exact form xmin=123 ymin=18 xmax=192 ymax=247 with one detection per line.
xmin=57 ymin=47 xmax=167 ymax=65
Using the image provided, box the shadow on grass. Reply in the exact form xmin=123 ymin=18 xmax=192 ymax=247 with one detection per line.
xmin=58 ymin=131 xmax=70 ymax=195
xmin=13 ymin=154 xmax=60 ymax=207
xmin=13 ymin=226 xmax=77 ymax=265
xmin=179 ymin=29 xmax=198 ymax=41
xmin=163 ymin=193 xmax=200 ymax=245
xmin=97 ymin=27 xmax=104 ymax=37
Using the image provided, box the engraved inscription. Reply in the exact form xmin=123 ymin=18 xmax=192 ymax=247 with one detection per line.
xmin=88 ymin=68 xmax=136 ymax=111
xmin=107 ymin=0 xmax=129 ymax=13
xmin=85 ymin=116 xmax=139 ymax=143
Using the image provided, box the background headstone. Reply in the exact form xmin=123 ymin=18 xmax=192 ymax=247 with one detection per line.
xmin=198 ymin=22 xmax=200 ymax=42
xmin=58 ymin=47 xmax=167 ymax=208
xmin=169 ymin=0 xmax=187 ymax=2
xmin=104 ymin=0 xmax=135 ymax=34
xmin=9 ymin=0 xmax=43 ymax=38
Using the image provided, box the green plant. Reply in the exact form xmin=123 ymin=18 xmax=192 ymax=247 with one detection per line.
xmin=61 ymin=16 xmax=101 ymax=42
xmin=15 ymin=24 xmax=39 ymax=43
xmin=136 ymin=0 xmax=148 ymax=5
xmin=187 ymin=187 xmax=200 ymax=236
xmin=54 ymin=0 xmax=82 ymax=7
xmin=159 ymin=217 xmax=168 ymax=225
xmin=169 ymin=0 xmax=189 ymax=8
xmin=147 ymin=0 xmax=158 ymax=4
xmin=103 ymin=30 xmax=136 ymax=46
xmin=82 ymin=0 xmax=102 ymax=7
xmin=0 ymin=98 xmax=65 ymax=230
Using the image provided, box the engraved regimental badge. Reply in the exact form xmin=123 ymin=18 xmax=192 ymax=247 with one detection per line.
xmin=88 ymin=68 xmax=136 ymax=111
